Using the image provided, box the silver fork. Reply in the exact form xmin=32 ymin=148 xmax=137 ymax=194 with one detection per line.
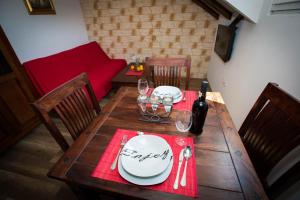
xmin=110 ymin=135 xmax=128 ymax=170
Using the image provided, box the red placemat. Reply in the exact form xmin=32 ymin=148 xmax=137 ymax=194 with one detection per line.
xmin=173 ymin=91 xmax=198 ymax=111
xmin=147 ymin=87 xmax=154 ymax=96
xmin=125 ymin=69 xmax=143 ymax=76
xmin=92 ymin=129 xmax=198 ymax=198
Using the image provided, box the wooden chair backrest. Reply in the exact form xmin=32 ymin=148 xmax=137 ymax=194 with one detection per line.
xmin=144 ymin=56 xmax=191 ymax=90
xmin=239 ymin=83 xmax=300 ymax=198
xmin=33 ymin=73 xmax=101 ymax=151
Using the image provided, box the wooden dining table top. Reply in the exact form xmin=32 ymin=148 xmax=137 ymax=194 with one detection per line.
xmin=48 ymin=86 xmax=268 ymax=200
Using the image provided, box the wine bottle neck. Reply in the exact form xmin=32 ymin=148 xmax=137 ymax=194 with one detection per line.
xmin=199 ymin=92 xmax=206 ymax=101
xmin=199 ymin=81 xmax=208 ymax=101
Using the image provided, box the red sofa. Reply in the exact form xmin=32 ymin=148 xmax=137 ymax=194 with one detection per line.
xmin=24 ymin=42 xmax=127 ymax=100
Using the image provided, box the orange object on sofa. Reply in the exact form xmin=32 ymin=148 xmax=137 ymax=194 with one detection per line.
xmin=23 ymin=41 xmax=127 ymax=100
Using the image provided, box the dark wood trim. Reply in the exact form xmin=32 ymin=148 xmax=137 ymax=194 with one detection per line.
xmin=0 ymin=25 xmax=40 ymax=152
xmin=204 ymin=0 xmax=233 ymax=19
xmin=0 ymin=26 xmax=36 ymax=102
xmin=193 ymin=0 xmax=219 ymax=19
xmin=193 ymin=0 xmax=234 ymax=20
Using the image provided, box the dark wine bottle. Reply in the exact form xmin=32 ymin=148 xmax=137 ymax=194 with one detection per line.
xmin=190 ymin=81 xmax=209 ymax=134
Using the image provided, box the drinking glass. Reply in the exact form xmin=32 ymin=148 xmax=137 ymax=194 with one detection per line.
xmin=138 ymin=78 xmax=149 ymax=96
xmin=150 ymin=94 xmax=160 ymax=113
xmin=175 ymin=110 xmax=192 ymax=146
xmin=162 ymin=95 xmax=173 ymax=113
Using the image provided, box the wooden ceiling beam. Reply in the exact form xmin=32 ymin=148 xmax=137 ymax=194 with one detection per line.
xmin=193 ymin=0 xmax=233 ymax=20
xmin=204 ymin=0 xmax=233 ymax=20
xmin=192 ymin=0 xmax=219 ymax=20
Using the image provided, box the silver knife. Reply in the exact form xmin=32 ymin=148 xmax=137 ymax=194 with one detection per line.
xmin=173 ymin=148 xmax=185 ymax=189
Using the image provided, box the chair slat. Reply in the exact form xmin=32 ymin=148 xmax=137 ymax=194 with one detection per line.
xmin=171 ymin=66 xmax=175 ymax=86
xmin=60 ymin=98 xmax=82 ymax=138
xmin=76 ymin=88 xmax=95 ymax=122
xmin=73 ymin=89 xmax=90 ymax=127
xmin=177 ymin=66 xmax=181 ymax=88
xmin=55 ymin=103 xmax=78 ymax=140
xmin=167 ymin=66 xmax=170 ymax=85
xmin=74 ymin=89 xmax=94 ymax=126
xmin=68 ymin=93 xmax=87 ymax=134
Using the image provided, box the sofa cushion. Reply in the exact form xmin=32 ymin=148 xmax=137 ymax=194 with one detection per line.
xmin=87 ymin=59 xmax=127 ymax=100
xmin=23 ymin=42 xmax=126 ymax=100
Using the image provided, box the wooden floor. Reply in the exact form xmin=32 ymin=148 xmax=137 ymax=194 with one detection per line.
xmin=0 ymin=79 xmax=206 ymax=200
xmin=0 ymin=119 xmax=77 ymax=200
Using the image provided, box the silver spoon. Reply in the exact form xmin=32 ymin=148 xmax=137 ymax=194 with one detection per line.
xmin=180 ymin=146 xmax=192 ymax=187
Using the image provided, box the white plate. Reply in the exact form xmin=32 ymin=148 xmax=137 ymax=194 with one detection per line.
xmin=118 ymin=154 xmax=173 ymax=185
xmin=172 ymin=94 xmax=183 ymax=104
xmin=152 ymin=86 xmax=183 ymax=103
xmin=120 ymin=135 xmax=173 ymax=177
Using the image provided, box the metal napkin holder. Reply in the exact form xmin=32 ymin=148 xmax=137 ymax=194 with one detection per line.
xmin=137 ymin=96 xmax=173 ymax=123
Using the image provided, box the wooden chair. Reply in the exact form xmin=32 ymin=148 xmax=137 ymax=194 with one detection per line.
xmin=144 ymin=56 xmax=191 ymax=90
xmin=239 ymin=83 xmax=300 ymax=199
xmin=33 ymin=73 xmax=101 ymax=151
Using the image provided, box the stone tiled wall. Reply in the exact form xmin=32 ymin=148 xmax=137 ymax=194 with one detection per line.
xmin=80 ymin=0 xmax=217 ymax=78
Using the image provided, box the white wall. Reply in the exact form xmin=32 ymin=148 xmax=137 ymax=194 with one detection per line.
xmin=208 ymin=0 xmax=300 ymax=129
xmin=224 ymin=0 xmax=264 ymax=23
xmin=0 ymin=0 xmax=88 ymax=63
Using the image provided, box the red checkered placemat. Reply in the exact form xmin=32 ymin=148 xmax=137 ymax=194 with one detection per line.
xmin=173 ymin=91 xmax=198 ymax=111
xmin=92 ymin=129 xmax=198 ymax=198
xmin=125 ymin=69 xmax=143 ymax=76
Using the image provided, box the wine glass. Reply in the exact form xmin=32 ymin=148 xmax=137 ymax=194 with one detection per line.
xmin=138 ymin=78 xmax=149 ymax=96
xmin=175 ymin=110 xmax=192 ymax=146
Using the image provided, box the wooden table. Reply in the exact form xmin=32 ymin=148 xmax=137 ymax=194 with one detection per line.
xmin=111 ymin=67 xmax=143 ymax=88
xmin=48 ymin=87 xmax=268 ymax=200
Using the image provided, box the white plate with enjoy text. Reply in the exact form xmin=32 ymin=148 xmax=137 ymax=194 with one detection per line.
xmin=118 ymin=153 xmax=173 ymax=185
xmin=120 ymin=135 xmax=173 ymax=177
